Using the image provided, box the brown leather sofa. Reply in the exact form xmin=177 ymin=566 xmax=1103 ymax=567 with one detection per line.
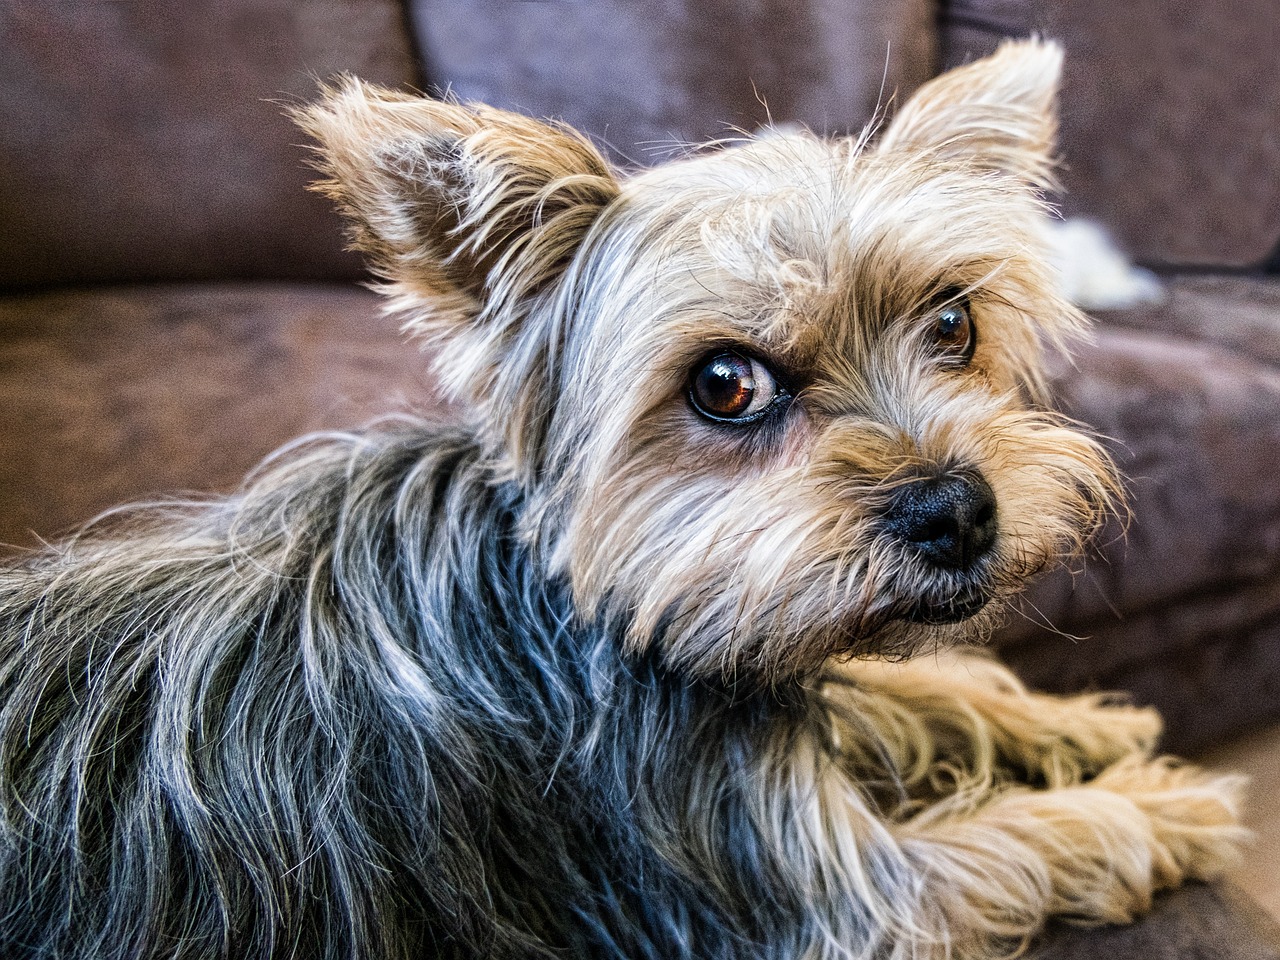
xmin=2 ymin=1 xmax=1279 ymax=954
xmin=0 ymin=0 xmax=431 ymax=547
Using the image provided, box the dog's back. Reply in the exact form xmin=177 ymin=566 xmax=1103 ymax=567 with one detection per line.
xmin=0 ymin=416 xmax=844 ymax=960
xmin=0 ymin=418 xmax=593 ymax=959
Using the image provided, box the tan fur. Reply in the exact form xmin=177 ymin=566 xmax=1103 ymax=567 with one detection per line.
xmin=296 ymin=82 xmax=619 ymax=468
xmin=750 ymin=652 xmax=1245 ymax=958
xmin=536 ymin=45 xmax=1114 ymax=683
xmin=298 ymin=39 xmax=1245 ymax=958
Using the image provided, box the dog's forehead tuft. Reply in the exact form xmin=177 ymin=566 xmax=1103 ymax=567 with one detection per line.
xmin=626 ymin=130 xmax=845 ymax=196
xmin=608 ymin=134 xmax=852 ymax=304
xmin=620 ymin=133 xmax=1043 ymax=271
xmin=605 ymin=132 xmax=1048 ymax=329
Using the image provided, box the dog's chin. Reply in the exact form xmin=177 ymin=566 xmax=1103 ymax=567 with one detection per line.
xmin=822 ymin=588 xmax=995 ymax=664
xmin=900 ymin=590 xmax=992 ymax=625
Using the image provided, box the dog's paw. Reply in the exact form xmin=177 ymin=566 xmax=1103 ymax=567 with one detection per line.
xmin=1094 ymin=755 xmax=1249 ymax=888
xmin=980 ymin=691 xmax=1163 ymax=787
xmin=1046 ymin=695 xmax=1163 ymax=774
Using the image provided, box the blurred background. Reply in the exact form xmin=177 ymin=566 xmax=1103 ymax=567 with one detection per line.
xmin=1 ymin=0 xmax=1278 ymax=926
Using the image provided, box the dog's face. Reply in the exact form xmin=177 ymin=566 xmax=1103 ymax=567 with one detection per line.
xmin=301 ymin=40 xmax=1117 ymax=683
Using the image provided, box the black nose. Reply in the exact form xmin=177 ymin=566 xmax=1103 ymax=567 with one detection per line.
xmin=883 ymin=472 xmax=998 ymax=570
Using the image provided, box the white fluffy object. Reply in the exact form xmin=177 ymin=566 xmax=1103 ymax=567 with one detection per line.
xmin=1042 ymin=217 xmax=1165 ymax=310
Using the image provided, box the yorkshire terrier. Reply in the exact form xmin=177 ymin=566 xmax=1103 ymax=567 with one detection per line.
xmin=0 ymin=40 xmax=1245 ymax=959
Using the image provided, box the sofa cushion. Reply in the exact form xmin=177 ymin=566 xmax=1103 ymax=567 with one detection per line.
xmin=0 ymin=1 xmax=419 ymax=289
xmin=1090 ymin=274 xmax=1280 ymax=366
xmin=941 ymin=0 xmax=1280 ymax=271
xmin=1031 ymin=883 xmax=1280 ymax=959
xmin=409 ymin=0 xmax=937 ymax=165
xmin=0 ymin=283 xmax=434 ymax=547
xmin=996 ymin=277 xmax=1280 ymax=753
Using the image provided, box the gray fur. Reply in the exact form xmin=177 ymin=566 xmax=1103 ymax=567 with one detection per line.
xmin=0 ymin=417 xmax=906 ymax=959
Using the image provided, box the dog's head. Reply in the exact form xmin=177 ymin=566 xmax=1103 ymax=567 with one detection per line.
xmin=299 ymin=40 xmax=1118 ymax=683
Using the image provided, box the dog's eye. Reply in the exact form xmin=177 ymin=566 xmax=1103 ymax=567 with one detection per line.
xmin=930 ymin=297 xmax=975 ymax=367
xmin=689 ymin=352 xmax=782 ymax=422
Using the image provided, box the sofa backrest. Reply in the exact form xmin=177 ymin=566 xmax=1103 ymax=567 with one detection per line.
xmin=409 ymin=0 xmax=938 ymax=166
xmin=942 ymin=0 xmax=1280 ymax=272
xmin=0 ymin=0 xmax=420 ymax=289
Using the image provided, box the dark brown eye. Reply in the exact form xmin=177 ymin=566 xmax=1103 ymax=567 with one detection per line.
xmin=689 ymin=351 xmax=782 ymax=422
xmin=931 ymin=297 xmax=975 ymax=366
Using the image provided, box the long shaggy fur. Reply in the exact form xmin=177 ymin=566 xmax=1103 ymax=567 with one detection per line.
xmin=0 ymin=420 xmax=1240 ymax=960
xmin=0 ymin=39 xmax=1246 ymax=960
xmin=0 ymin=421 xmax=789 ymax=958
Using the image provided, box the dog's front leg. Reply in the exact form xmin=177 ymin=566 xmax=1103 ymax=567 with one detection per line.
xmin=822 ymin=651 xmax=1162 ymax=791
xmin=766 ymin=715 xmax=1244 ymax=960
xmin=890 ymin=756 xmax=1244 ymax=957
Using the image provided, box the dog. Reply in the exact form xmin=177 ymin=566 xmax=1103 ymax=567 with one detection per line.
xmin=0 ymin=40 xmax=1245 ymax=959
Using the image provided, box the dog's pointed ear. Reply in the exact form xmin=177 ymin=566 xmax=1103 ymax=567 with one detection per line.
xmin=876 ymin=39 xmax=1062 ymax=188
xmin=295 ymin=79 xmax=620 ymax=398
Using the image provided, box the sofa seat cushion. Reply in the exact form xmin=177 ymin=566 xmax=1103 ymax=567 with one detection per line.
xmin=1091 ymin=274 xmax=1280 ymax=366
xmin=996 ymin=276 xmax=1280 ymax=753
xmin=0 ymin=283 xmax=434 ymax=548
xmin=1029 ymin=885 xmax=1280 ymax=960
xmin=1031 ymin=882 xmax=1280 ymax=959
